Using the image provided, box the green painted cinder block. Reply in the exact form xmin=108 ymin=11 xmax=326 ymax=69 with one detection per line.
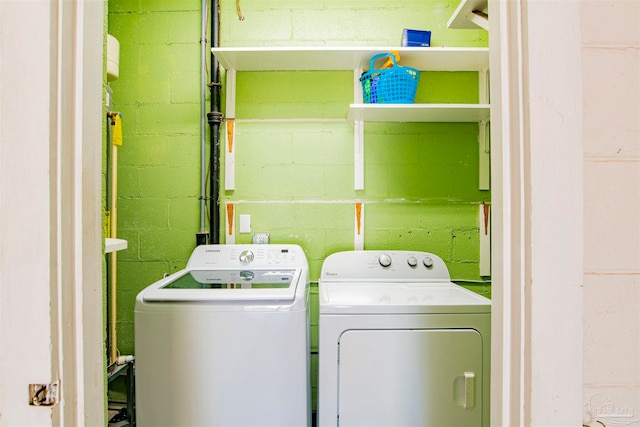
xmin=117 ymin=135 xmax=199 ymax=167
xmin=416 ymin=72 xmax=479 ymax=104
xmin=169 ymin=198 xmax=202 ymax=231
xmin=117 ymin=165 xmax=142 ymax=198
xmin=139 ymin=228 xmax=196 ymax=260
xmin=115 ymin=289 xmax=138 ymax=323
xmin=118 ymin=198 xmax=170 ymax=230
xmin=221 ymin=10 xmax=292 ymax=45
xmin=448 ymin=261 xmax=481 ymax=282
xmin=139 ymin=0 xmax=200 ymax=13
xmin=115 ymin=322 xmax=135 ymax=355
xmin=108 ymin=13 xmax=143 ymax=41
xmin=221 ymin=0 xmax=487 ymax=47
xmin=165 ymin=11 xmax=201 ymax=43
xmin=108 ymin=0 xmax=142 ymax=14
xmin=171 ymin=71 xmax=200 ymax=103
xmin=363 ymin=202 xmax=478 ymax=256
xmin=292 ymin=9 xmax=361 ymax=43
xmin=118 ymin=260 xmax=172 ymax=291
xmin=165 ymin=135 xmax=201 ymax=166
xmin=137 ymin=74 xmax=172 ymax=104
xmin=236 ymin=72 xmax=352 ymax=119
xmin=452 ymin=227 xmax=481 ymax=262
xmin=229 ymin=202 xmax=353 ymax=280
xmin=114 ymin=229 xmax=140 ymax=261
xmin=137 ymin=103 xmax=200 ymax=135
xmin=137 ymin=166 xmax=199 ymax=199
xmin=116 ymin=13 xmax=172 ymax=45
xmin=118 ymin=136 xmax=167 ymax=166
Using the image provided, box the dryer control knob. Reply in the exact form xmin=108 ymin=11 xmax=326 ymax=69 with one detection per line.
xmin=239 ymin=250 xmax=255 ymax=265
xmin=407 ymin=256 xmax=418 ymax=267
xmin=423 ymin=256 xmax=434 ymax=268
xmin=378 ymin=254 xmax=392 ymax=268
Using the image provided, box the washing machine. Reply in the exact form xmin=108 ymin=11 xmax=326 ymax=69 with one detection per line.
xmin=317 ymin=250 xmax=491 ymax=427
xmin=135 ymin=244 xmax=311 ymax=427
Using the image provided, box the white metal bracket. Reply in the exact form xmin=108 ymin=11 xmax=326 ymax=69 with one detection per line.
xmin=478 ymin=68 xmax=490 ymax=190
xmin=225 ymin=69 xmax=237 ymax=191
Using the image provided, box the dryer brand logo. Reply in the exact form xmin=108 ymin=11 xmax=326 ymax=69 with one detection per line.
xmin=205 ymin=249 xmax=221 ymax=253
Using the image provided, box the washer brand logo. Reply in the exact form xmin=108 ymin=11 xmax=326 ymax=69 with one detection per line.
xmin=205 ymin=249 xmax=221 ymax=253
xmin=324 ymin=272 xmax=338 ymax=276
xmin=584 ymin=394 xmax=638 ymax=426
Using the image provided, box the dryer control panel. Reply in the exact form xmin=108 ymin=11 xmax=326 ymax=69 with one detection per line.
xmin=320 ymin=250 xmax=450 ymax=282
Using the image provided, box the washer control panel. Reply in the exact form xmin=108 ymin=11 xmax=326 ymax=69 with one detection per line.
xmin=322 ymin=250 xmax=450 ymax=281
xmin=186 ymin=244 xmax=306 ymax=269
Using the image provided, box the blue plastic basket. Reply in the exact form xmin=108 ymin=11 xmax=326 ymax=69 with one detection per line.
xmin=360 ymin=53 xmax=420 ymax=104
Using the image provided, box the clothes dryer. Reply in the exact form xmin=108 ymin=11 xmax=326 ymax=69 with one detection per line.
xmin=135 ymin=244 xmax=310 ymax=427
xmin=318 ymin=250 xmax=490 ymax=427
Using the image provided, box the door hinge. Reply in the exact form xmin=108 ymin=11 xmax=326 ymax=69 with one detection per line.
xmin=29 ymin=382 xmax=59 ymax=406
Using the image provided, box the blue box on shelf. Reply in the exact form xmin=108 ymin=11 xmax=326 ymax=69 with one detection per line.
xmin=402 ymin=29 xmax=431 ymax=47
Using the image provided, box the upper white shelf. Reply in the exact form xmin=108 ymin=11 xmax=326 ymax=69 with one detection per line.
xmin=211 ymin=47 xmax=489 ymax=72
xmin=448 ymin=0 xmax=489 ymax=30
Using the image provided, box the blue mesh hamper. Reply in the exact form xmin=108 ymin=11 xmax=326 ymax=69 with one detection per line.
xmin=360 ymin=53 xmax=420 ymax=104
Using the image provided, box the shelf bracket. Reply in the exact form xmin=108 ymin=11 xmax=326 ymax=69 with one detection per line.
xmin=225 ymin=69 xmax=236 ymax=191
xmin=354 ymin=121 xmax=364 ymax=190
xmin=468 ymin=10 xmax=489 ymax=31
xmin=478 ymin=120 xmax=490 ymax=190
xmin=353 ymin=68 xmax=364 ymax=190
xmin=479 ymin=203 xmax=491 ymax=276
xmin=354 ymin=202 xmax=364 ymax=250
xmin=478 ymin=68 xmax=490 ymax=191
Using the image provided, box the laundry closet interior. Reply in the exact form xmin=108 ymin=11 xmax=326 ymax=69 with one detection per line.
xmin=105 ymin=1 xmax=491 ymax=425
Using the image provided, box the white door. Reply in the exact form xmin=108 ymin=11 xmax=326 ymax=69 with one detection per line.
xmin=0 ymin=0 xmax=104 ymax=425
xmin=338 ymin=329 xmax=484 ymax=427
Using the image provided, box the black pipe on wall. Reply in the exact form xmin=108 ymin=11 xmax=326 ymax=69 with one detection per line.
xmin=208 ymin=0 xmax=222 ymax=244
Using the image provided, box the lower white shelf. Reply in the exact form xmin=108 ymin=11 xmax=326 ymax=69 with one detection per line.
xmin=348 ymin=103 xmax=490 ymax=122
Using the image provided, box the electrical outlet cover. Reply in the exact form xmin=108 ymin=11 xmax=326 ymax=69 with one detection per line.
xmin=252 ymin=233 xmax=269 ymax=244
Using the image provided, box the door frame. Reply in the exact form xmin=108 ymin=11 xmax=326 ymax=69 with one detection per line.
xmin=490 ymin=0 xmax=584 ymax=425
xmin=52 ymin=0 xmax=105 ymax=424
xmin=0 ymin=0 xmax=105 ymax=424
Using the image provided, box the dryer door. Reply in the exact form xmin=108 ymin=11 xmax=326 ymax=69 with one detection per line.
xmin=338 ymin=329 xmax=484 ymax=427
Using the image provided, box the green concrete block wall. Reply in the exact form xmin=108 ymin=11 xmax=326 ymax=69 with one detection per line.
xmin=107 ymin=0 xmax=490 ymax=409
xmin=108 ymin=0 xmax=203 ymax=357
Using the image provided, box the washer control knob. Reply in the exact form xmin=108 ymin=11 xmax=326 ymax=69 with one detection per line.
xmin=378 ymin=254 xmax=392 ymax=268
xmin=423 ymin=256 xmax=434 ymax=268
xmin=407 ymin=256 xmax=418 ymax=268
xmin=239 ymin=250 xmax=254 ymax=265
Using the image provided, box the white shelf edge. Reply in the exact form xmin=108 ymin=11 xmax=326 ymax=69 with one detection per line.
xmin=211 ymin=46 xmax=489 ymax=72
xmin=348 ymin=104 xmax=490 ymax=122
xmin=448 ymin=0 xmax=489 ymax=30
xmin=105 ymin=238 xmax=128 ymax=253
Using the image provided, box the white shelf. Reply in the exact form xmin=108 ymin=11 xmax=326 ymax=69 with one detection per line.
xmin=105 ymin=238 xmax=128 ymax=254
xmin=348 ymin=104 xmax=490 ymax=122
xmin=211 ymin=46 xmax=489 ymax=72
xmin=213 ymin=45 xmax=491 ymax=192
xmin=448 ymin=0 xmax=489 ymax=30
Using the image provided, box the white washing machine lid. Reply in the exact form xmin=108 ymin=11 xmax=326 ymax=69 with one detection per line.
xmin=319 ymin=281 xmax=491 ymax=314
xmin=141 ymin=268 xmax=302 ymax=303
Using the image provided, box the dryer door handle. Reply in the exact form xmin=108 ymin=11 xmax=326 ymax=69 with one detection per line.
xmin=463 ymin=372 xmax=476 ymax=409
